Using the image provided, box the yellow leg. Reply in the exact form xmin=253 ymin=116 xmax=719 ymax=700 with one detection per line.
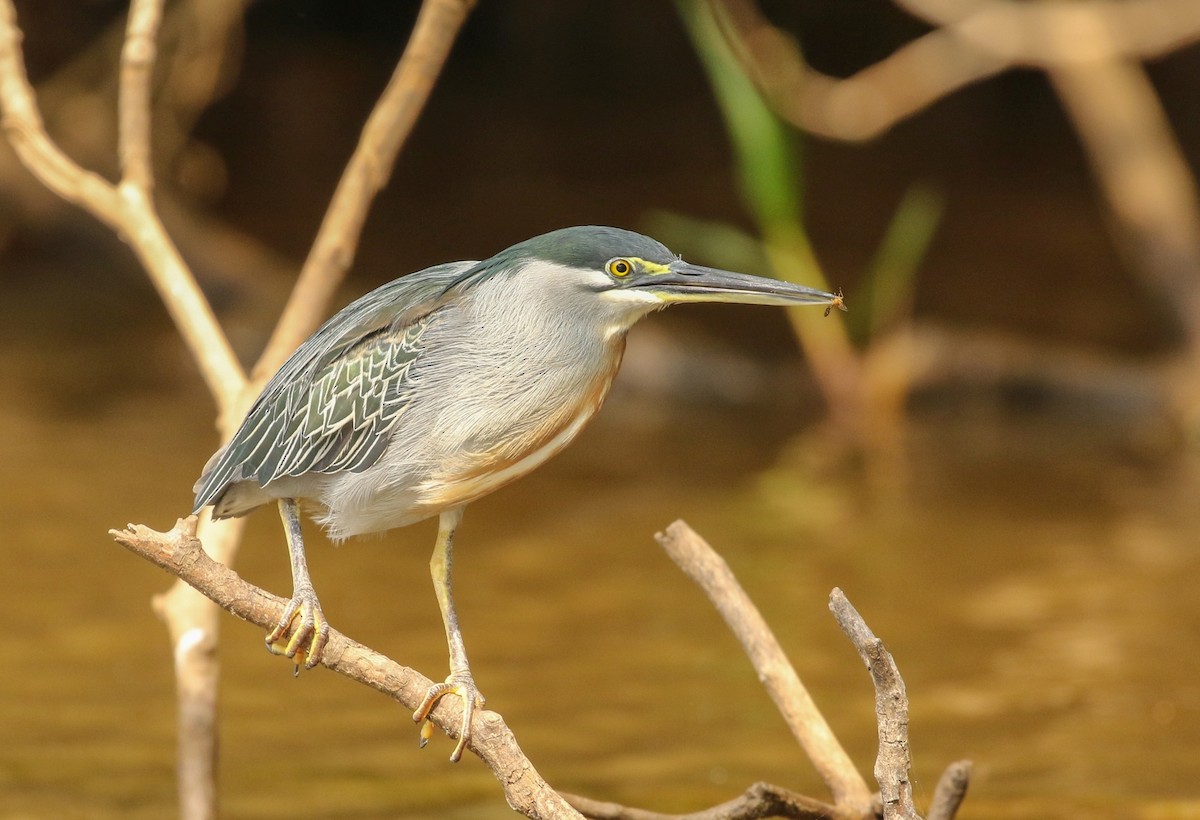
xmin=413 ymin=506 xmax=485 ymax=762
xmin=264 ymin=498 xmax=329 ymax=670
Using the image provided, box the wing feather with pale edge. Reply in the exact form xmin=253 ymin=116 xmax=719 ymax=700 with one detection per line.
xmin=191 ymin=261 xmax=478 ymax=512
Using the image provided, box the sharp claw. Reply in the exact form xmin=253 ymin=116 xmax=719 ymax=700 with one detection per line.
xmin=265 ymin=591 xmax=328 ymax=669
xmin=412 ymin=673 xmax=484 ymax=762
xmin=305 ymin=615 xmax=329 ymax=670
xmin=265 ymin=598 xmax=300 ymax=649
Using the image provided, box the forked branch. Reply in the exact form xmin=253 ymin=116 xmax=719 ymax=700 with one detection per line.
xmin=111 ymin=514 xmax=970 ymax=820
xmin=829 ymin=589 xmax=917 ymax=820
xmin=656 ymin=521 xmax=873 ymax=815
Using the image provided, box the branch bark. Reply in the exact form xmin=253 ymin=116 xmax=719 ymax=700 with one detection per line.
xmin=828 ymin=590 xmax=916 ymax=820
xmin=711 ymin=0 xmax=1007 ymax=142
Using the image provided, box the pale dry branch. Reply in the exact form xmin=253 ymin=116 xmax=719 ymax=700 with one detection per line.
xmin=828 ymin=589 xmax=917 ymax=820
xmin=712 ymin=0 xmax=1200 ymax=142
xmin=655 ymin=521 xmax=873 ymax=817
xmin=111 ymin=517 xmax=583 ymax=820
xmin=0 ymin=0 xmax=244 ymax=412
xmin=572 ymin=524 xmax=968 ymax=820
xmin=253 ymin=0 xmax=478 ymax=383
xmin=0 ymin=0 xmax=267 ymax=312
xmin=565 ymin=781 xmax=838 ymax=820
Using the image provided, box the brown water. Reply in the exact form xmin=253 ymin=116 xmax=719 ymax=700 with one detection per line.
xmin=2 ymin=281 xmax=1199 ymax=819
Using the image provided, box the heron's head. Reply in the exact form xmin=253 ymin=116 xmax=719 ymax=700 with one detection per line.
xmin=487 ymin=226 xmax=843 ymax=328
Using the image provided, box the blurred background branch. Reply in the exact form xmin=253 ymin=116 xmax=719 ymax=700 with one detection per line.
xmin=701 ymin=0 xmax=1200 ymax=444
xmin=0 ymin=1 xmax=473 ymax=818
xmin=3 ymin=1 xmax=1199 ymax=817
xmin=713 ymin=0 xmax=1200 ymax=139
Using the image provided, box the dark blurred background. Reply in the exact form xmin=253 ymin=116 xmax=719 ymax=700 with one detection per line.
xmin=2 ymin=1 xmax=1199 ymax=818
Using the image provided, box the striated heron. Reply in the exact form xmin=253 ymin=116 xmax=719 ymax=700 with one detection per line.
xmin=192 ymin=225 xmax=843 ymax=761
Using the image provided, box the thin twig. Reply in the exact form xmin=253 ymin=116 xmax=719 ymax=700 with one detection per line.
xmin=926 ymin=760 xmax=971 ymax=820
xmin=253 ymin=0 xmax=477 ymax=382
xmin=564 ymin=781 xmax=839 ymax=820
xmin=828 ymin=589 xmax=917 ymax=820
xmin=655 ymin=521 xmax=873 ymax=816
xmin=110 ymin=517 xmax=583 ymax=820
xmin=0 ymin=0 xmax=244 ymax=411
xmin=156 ymin=515 xmax=244 ymax=820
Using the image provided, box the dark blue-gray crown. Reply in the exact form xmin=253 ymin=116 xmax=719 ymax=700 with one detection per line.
xmin=496 ymin=226 xmax=675 ymax=272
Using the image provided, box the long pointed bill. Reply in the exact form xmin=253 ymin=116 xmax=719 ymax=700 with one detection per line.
xmin=630 ymin=261 xmax=845 ymax=312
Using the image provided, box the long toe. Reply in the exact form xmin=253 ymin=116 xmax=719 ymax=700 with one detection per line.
xmin=265 ymin=589 xmax=329 ymax=669
xmin=413 ymin=671 xmax=486 ymax=763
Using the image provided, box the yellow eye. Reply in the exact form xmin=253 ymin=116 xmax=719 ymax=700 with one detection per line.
xmin=608 ymin=258 xmax=633 ymax=277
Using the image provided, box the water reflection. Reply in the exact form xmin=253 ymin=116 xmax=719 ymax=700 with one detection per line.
xmin=1 ymin=303 xmax=1198 ymax=818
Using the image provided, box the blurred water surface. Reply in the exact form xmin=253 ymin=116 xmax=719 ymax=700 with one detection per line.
xmin=1 ymin=274 xmax=1198 ymax=820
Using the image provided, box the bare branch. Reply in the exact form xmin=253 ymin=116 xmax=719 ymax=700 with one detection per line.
xmin=655 ymin=521 xmax=873 ymax=816
xmin=0 ymin=0 xmax=245 ymax=413
xmin=110 ymin=517 xmax=584 ymax=820
xmin=252 ymin=0 xmax=477 ymax=383
xmin=828 ymin=590 xmax=916 ymax=820
xmin=564 ymin=781 xmax=839 ymax=820
xmin=154 ymin=515 xmax=243 ymax=820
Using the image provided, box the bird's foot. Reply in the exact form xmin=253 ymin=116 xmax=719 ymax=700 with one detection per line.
xmin=265 ymin=586 xmax=329 ymax=670
xmin=413 ymin=670 xmax=486 ymax=763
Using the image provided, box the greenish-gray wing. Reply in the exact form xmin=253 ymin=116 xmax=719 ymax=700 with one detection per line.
xmin=250 ymin=316 xmax=431 ymax=481
xmin=193 ymin=261 xmax=475 ymax=512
